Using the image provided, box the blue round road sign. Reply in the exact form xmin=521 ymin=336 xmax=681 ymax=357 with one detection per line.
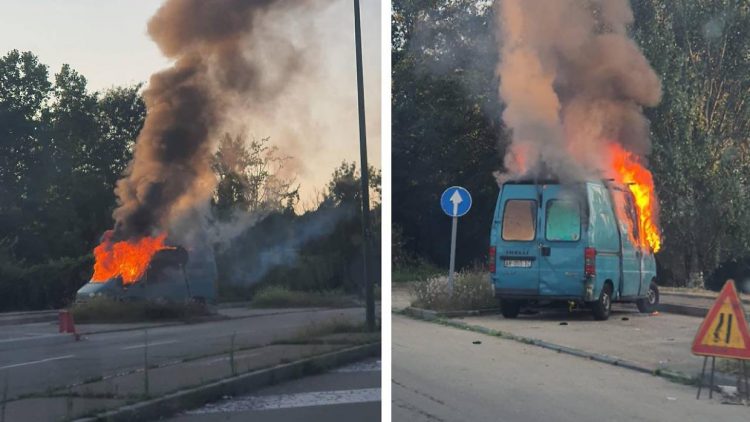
xmin=440 ymin=186 xmax=472 ymax=217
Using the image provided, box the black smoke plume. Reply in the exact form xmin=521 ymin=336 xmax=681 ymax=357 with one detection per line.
xmin=112 ymin=0 xmax=315 ymax=240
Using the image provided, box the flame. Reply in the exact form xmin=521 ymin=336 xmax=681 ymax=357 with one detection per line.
xmin=506 ymin=144 xmax=531 ymax=175
xmin=92 ymin=231 xmax=169 ymax=285
xmin=608 ymin=144 xmax=661 ymax=253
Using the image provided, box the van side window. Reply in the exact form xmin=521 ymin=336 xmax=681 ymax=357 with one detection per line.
xmin=545 ymin=200 xmax=581 ymax=241
xmin=624 ymin=193 xmax=640 ymax=243
xmin=502 ymin=200 xmax=537 ymax=241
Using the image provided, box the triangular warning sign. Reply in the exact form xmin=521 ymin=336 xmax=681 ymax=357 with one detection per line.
xmin=691 ymin=280 xmax=750 ymax=360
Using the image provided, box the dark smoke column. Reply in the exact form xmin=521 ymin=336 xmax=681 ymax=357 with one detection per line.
xmin=112 ymin=0 xmax=310 ymax=240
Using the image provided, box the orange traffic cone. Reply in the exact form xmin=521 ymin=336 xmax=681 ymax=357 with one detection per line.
xmin=58 ymin=310 xmax=79 ymax=340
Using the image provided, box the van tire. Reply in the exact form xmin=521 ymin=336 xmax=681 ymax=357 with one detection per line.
xmin=500 ymin=300 xmax=521 ymax=319
xmin=636 ymin=281 xmax=659 ymax=313
xmin=591 ymin=283 xmax=612 ymax=321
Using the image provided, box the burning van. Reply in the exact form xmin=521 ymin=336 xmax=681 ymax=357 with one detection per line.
xmin=489 ymin=179 xmax=659 ymax=320
xmin=76 ymin=233 xmax=217 ymax=303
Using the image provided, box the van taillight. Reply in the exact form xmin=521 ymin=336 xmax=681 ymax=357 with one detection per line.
xmin=489 ymin=246 xmax=496 ymax=273
xmin=584 ymin=247 xmax=596 ymax=277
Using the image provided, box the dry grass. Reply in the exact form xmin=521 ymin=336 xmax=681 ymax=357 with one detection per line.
xmin=411 ymin=271 xmax=496 ymax=311
xmin=249 ymin=286 xmax=358 ymax=309
xmin=70 ymin=297 xmax=211 ymax=323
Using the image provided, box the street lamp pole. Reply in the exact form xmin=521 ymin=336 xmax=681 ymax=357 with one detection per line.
xmin=353 ymin=0 xmax=375 ymax=331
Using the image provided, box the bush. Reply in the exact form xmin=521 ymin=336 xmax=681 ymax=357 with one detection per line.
xmin=249 ymin=285 xmax=357 ymax=308
xmin=411 ymin=271 xmax=496 ymax=311
xmin=393 ymin=259 xmax=442 ymax=283
xmin=70 ymin=297 xmax=211 ymax=323
xmin=0 ymin=251 xmax=93 ymax=311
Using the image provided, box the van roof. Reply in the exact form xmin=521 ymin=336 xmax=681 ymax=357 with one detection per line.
xmin=502 ymin=178 xmax=616 ymax=185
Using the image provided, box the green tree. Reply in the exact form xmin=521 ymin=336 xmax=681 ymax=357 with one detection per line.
xmin=392 ymin=1 xmax=506 ymax=269
xmin=212 ymin=134 xmax=299 ymax=219
xmin=632 ymin=0 xmax=750 ymax=286
xmin=0 ymin=51 xmax=146 ymax=309
xmin=0 ymin=50 xmax=52 ymax=251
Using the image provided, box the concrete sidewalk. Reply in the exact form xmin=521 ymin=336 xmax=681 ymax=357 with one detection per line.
xmin=394 ymin=285 xmax=745 ymax=387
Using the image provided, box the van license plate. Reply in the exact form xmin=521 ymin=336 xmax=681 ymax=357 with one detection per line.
xmin=504 ymin=260 xmax=532 ymax=268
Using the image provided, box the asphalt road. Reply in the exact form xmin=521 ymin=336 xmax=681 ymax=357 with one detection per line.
xmin=167 ymin=358 xmax=381 ymax=422
xmin=393 ymin=314 xmax=750 ymax=422
xmin=0 ymin=307 xmax=364 ymax=400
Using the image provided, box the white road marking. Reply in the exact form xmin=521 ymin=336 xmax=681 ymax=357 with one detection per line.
xmin=199 ymin=351 xmax=261 ymax=366
xmin=121 ymin=340 xmax=178 ymax=350
xmin=187 ymin=388 xmax=381 ymax=413
xmin=0 ymin=354 xmax=75 ymax=370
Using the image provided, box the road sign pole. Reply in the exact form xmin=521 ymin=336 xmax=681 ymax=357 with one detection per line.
xmin=441 ymin=186 xmax=472 ymax=298
xmin=448 ymin=216 xmax=458 ymax=297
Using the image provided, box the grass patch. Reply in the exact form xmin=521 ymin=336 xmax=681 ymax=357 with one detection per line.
xmin=411 ymin=271 xmax=496 ymax=311
xmin=393 ymin=260 xmax=442 ymax=283
xmin=69 ymin=297 xmax=212 ymax=323
xmin=249 ymin=286 xmax=357 ymax=308
xmin=715 ymin=358 xmax=750 ymax=375
xmin=273 ymin=317 xmax=378 ymax=345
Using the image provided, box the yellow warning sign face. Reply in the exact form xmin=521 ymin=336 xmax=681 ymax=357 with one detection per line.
xmin=698 ymin=300 xmax=746 ymax=349
xmin=692 ymin=280 xmax=750 ymax=360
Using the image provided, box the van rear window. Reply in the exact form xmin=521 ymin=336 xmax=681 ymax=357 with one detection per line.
xmin=545 ymin=200 xmax=581 ymax=241
xmin=502 ymin=200 xmax=537 ymax=241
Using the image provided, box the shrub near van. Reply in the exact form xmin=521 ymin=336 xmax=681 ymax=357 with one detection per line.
xmin=489 ymin=180 xmax=659 ymax=320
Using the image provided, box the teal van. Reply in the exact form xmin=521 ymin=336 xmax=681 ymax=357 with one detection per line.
xmin=76 ymin=246 xmax=217 ymax=304
xmin=489 ymin=180 xmax=659 ymax=320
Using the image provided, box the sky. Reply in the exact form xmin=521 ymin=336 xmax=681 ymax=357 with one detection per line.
xmin=0 ymin=0 xmax=381 ymax=206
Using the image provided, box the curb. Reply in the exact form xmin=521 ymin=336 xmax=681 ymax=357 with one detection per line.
xmin=659 ymin=302 xmax=749 ymax=319
xmin=661 ymin=291 xmax=750 ymax=306
xmin=658 ymin=303 xmax=708 ymax=318
xmin=399 ymin=310 xmax=744 ymax=388
xmin=0 ymin=310 xmax=59 ymax=326
xmin=403 ymin=307 xmax=502 ymax=319
xmin=0 ymin=333 xmax=77 ymax=352
xmin=73 ymin=342 xmax=380 ymax=422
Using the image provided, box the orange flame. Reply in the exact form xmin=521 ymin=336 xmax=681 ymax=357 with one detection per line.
xmin=92 ymin=231 xmax=169 ymax=285
xmin=608 ymin=144 xmax=661 ymax=253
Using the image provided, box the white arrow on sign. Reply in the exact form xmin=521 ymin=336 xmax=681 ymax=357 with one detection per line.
xmin=450 ymin=190 xmax=463 ymax=216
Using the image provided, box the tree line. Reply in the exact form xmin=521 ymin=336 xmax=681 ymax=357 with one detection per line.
xmin=0 ymin=50 xmax=380 ymax=310
xmin=392 ymin=0 xmax=750 ymax=289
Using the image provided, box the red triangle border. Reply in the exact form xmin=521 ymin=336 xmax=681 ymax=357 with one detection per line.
xmin=691 ymin=280 xmax=750 ymax=360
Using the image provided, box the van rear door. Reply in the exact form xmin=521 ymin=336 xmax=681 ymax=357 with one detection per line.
xmin=610 ymin=186 xmax=643 ymax=298
xmin=494 ymin=185 xmax=540 ymax=296
xmin=538 ymin=185 xmax=585 ymax=297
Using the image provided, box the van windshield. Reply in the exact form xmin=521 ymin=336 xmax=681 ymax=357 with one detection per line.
xmin=502 ymin=200 xmax=537 ymax=241
xmin=546 ymin=200 xmax=581 ymax=241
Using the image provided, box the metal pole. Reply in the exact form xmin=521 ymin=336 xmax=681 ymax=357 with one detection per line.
xmin=448 ymin=216 xmax=458 ymax=297
xmin=353 ymin=0 xmax=374 ymax=332
xmin=743 ymin=360 xmax=749 ymax=402
xmin=697 ymin=356 xmax=707 ymax=399
xmin=709 ymin=356 xmax=716 ymax=399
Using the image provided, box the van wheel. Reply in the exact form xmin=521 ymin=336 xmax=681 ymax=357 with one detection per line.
xmin=500 ymin=300 xmax=521 ymax=319
xmin=591 ymin=283 xmax=612 ymax=321
xmin=636 ymin=281 xmax=659 ymax=313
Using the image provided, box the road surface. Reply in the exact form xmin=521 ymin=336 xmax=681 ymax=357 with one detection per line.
xmin=393 ymin=314 xmax=749 ymax=422
xmin=0 ymin=307 xmax=364 ymax=400
xmin=168 ymin=358 xmax=381 ymax=421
